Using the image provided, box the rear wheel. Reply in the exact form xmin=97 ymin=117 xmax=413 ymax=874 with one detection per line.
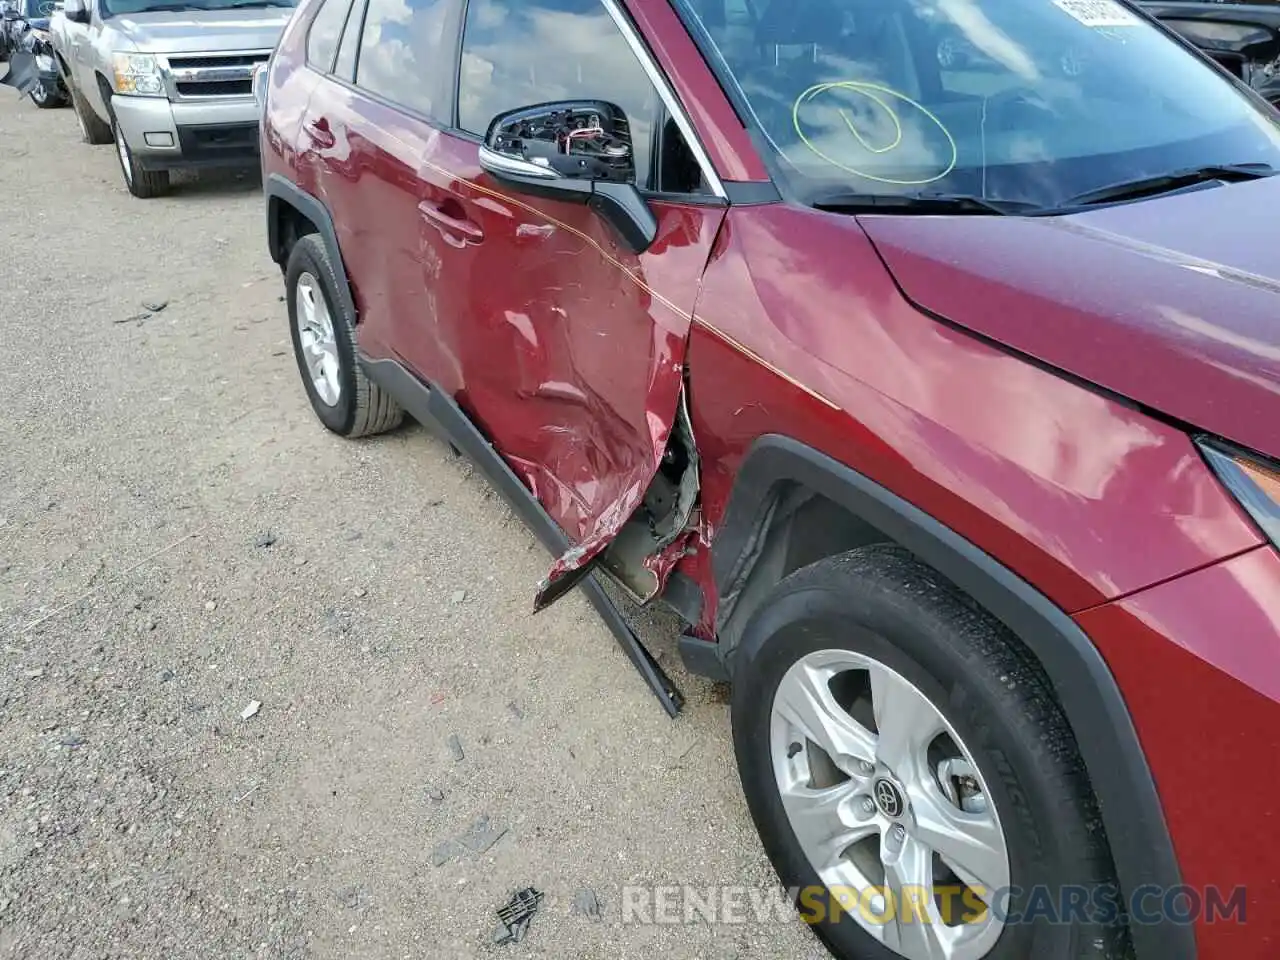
xmin=731 ymin=545 xmax=1129 ymax=960
xmin=285 ymin=234 xmax=403 ymax=438
xmin=30 ymin=78 xmax=66 ymax=108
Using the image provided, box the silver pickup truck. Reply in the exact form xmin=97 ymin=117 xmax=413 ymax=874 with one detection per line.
xmin=50 ymin=0 xmax=293 ymax=197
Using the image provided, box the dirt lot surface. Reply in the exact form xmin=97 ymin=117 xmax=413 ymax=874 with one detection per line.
xmin=0 ymin=93 xmax=829 ymax=959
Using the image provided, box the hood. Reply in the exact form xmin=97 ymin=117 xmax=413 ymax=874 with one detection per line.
xmin=857 ymin=175 xmax=1280 ymax=460
xmin=108 ymin=7 xmax=290 ymax=53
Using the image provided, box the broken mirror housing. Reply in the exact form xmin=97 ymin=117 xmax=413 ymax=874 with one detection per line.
xmin=477 ymin=99 xmax=658 ymax=255
xmin=484 ymin=100 xmax=636 ymax=182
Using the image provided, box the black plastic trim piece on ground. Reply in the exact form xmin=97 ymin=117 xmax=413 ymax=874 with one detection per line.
xmin=711 ymin=434 xmax=1194 ymax=960
xmin=359 ymin=355 xmax=684 ymax=718
xmin=263 ymin=173 xmax=357 ymax=321
xmin=677 ymin=633 xmax=730 ymax=683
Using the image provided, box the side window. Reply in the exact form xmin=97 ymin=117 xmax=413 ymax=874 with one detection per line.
xmin=333 ymin=0 xmax=367 ymax=80
xmin=306 ymin=0 xmax=355 ymax=73
xmin=355 ymin=0 xmax=453 ymax=119
xmin=457 ymin=0 xmax=662 ymax=188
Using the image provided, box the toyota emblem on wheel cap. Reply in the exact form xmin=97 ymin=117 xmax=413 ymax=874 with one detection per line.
xmin=873 ymin=778 xmax=905 ymax=818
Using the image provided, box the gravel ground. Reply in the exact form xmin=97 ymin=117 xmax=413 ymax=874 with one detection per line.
xmin=0 ymin=92 xmax=831 ymax=959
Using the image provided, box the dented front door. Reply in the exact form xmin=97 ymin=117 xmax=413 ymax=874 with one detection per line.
xmin=419 ymin=137 xmax=723 ymax=604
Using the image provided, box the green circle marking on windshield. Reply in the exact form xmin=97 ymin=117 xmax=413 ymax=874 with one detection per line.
xmin=792 ymin=81 xmax=957 ymax=186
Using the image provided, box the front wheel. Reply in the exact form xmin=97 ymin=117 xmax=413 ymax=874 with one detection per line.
xmin=110 ymin=108 xmax=169 ymax=198
xmin=731 ymin=545 xmax=1130 ymax=960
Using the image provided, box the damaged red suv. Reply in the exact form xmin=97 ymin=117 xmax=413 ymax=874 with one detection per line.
xmin=257 ymin=0 xmax=1280 ymax=956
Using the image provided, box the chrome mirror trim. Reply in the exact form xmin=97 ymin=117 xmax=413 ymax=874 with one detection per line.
xmin=478 ymin=143 xmax=562 ymax=181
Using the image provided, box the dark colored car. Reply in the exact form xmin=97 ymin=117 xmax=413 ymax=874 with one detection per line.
xmin=258 ymin=0 xmax=1280 ymax=957
xmin=0 ymin=0 xmax=66 ymax=106
xmin=1 ymin=0 xmax=55 ymax=49
xmin=1141 ymin=0 xmax=1280 ymax=104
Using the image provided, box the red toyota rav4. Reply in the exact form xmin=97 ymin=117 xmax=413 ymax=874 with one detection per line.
xmin=257 ymin=0 xmax=1280 ymax=956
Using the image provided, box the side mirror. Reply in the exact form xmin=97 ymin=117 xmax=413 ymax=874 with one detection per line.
xmin=477 ymin=100 xmax=657 ymax=255
xmin=63 ymin=0 xmax=88 ymax=22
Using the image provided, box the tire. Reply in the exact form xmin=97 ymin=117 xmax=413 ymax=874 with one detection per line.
xmin=30 ymin=79 xmax=66 ymax=109
xmin=70 ymin=84 xmax=112 ymax=144
xmin=731 ymin=544 xmax=1129 ymax=960
xmin=285 ymin=233 xmax=403 ymax=438
xmin=109 ymin=107 xmax=170 ymax=198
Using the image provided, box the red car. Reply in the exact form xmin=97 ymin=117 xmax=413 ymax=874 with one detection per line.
xmin=256 ymin=0 xmax=1280 ymax=957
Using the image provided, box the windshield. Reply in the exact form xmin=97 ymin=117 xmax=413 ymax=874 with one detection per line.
xmin=102 ymin=0 xmax=292 ymax=14
xmin=676 ymin=0 xmax=1280 ymax=208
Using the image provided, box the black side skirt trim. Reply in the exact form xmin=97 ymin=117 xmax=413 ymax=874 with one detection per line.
xmin=713 ymin=434 xmax=1194 ymax=960
xmin=359 ymin=355 xmax=684 ymax=718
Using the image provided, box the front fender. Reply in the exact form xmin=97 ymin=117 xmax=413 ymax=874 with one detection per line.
xmin=83 ymin=26 xmax=126 ymax=115
xmin=84 ymin=67 xmax=109 ymax=116
xmin=711 ymin=434 xmax=1194 ymax=960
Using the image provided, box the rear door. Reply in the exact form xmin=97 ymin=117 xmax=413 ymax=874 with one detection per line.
xmin=421 ymin=0 xmax=727 ymax=601
xmin=293 ymin=0 xmax=463 ymax=361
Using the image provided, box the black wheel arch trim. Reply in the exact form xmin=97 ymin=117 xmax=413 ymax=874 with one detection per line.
xmin=714 ymin=434 xmax=1194 ymax=960
xmin=264 ymin=173 xmax=357 ymax=321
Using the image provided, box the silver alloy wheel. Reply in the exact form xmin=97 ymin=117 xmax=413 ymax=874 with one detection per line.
xmin=770 ymin=649 xmax=1009 ymax=960
xmin=31 ymin=80 xmax=47 ymax=105
xmin=115 ymin=121 xmax=132 ymax=185
xmin=294 ymin=272 xmax=342 ymax=406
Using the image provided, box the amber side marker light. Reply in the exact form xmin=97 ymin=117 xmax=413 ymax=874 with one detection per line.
xmin=1197 ymin=437 xmax=1280 ymax=546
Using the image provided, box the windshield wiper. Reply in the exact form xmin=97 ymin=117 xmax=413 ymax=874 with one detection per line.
xmin=1051 ymin=163 xmax=1276 ymax=210
xmin=810 ymin=191 xmax=1040 ymax=216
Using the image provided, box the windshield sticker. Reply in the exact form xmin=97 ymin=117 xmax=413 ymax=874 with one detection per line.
xmin=1052 ymin=0 xmax=1140 ymax=28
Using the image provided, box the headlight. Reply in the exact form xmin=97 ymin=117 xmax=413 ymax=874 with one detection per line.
xmin=111 ymin=52 xmax=164 ymax=96
xmin=1197 ymin=436 xmax=1280 ymax=547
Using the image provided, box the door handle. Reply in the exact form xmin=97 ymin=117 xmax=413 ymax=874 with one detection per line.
xmin=418 ymin=199 xmax=484 ymax=246
xmin=303 ymin=117 xmax=335 ymax=149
